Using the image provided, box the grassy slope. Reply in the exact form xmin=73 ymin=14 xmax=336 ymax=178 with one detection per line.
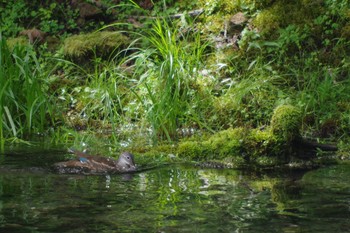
xmin=1 ymin=0 xmax=350 ymax=161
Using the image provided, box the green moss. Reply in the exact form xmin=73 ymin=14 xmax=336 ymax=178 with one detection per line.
xmin=270 ymin=105 xmax=301 ymax=142
xmin=198 ymin=0 xmax=274 ymax=16
xmin=202 ymin=15 xmax=227 ymax=34
xmin=341 ymin=23 xmax=350 ymax=39
xmin=206 ymin=127 xmax=244 ymax=158
xmin=177 ymin=105 xmax=300 ymax=165
xmin=242 ymin=0 xmax=275 ymax=9
xmin=177 ymin=141 xmax=204 ymax=159
xmin=177 ymin=125 xmax=290 ymax=165
xmin=211 ymin=95 xmax=239 ymax=128
xmin=252 ymin=1 xmax=324 ymax=36
xmin=179 ymin=128 xmax=246 ymax=159
xmin=178 ymin=128 xmax=245 ymax=160
xmin=63 ymin=31 xmax=128 ymax=59
xmin=138 ymin=144 xmax=180 ymax=165
xmin=246 ymin=128 xmax=278 ymax=157
xmin=198 ymin=0 xmax=239 ymax=15
xmin=253 ymin=4 xmax=281 ymax=35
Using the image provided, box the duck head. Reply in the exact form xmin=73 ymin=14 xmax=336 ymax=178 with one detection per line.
xmin=117 ymin=152 xmax=137 ymax=171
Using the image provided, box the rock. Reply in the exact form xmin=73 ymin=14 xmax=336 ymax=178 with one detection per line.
xmin=230 ymin=12 xmax=248 ymax=26
xmin=19 ymin=28 xmax=46 ymax=44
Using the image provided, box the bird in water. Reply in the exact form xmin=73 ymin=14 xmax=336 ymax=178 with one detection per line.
xmin=53 ymin=149 xmax=137 ymax=175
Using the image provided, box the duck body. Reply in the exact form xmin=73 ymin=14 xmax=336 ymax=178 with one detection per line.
xmin=53 ymin=149 xmax=137 ymax=175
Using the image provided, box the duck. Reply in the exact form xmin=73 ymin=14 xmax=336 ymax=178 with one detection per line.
xmin=53 ymin=149 xmax=137 ymax=175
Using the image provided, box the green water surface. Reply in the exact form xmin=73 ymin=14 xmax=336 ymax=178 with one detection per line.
xmin=0 ymin=148 xmax=349 ymax=232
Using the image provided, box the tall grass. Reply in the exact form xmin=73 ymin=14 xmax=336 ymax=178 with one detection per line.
xmin=0 ymin=35 xmax=51 ymax=149
xmin=51 ymin=50 xmax=134 ymax=147
xmin=293 ymin=64 xmax=350 ymax=134
xmin=126 ymin=18 xmax=208 ymax=142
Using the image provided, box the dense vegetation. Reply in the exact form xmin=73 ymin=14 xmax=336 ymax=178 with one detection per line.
xmin=1 ymin=0 xmax=350 ymax=162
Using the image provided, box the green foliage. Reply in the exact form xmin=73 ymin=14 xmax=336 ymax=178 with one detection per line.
xmin=250 ymin=0 xmax=350 ymax=45
xmin=0 ymin=0 xmax=80 ymax=37
xmin=1 ymin=0 xmax=349 ymax=160
xmin=292 ymin=62 xmax=350 ymax=136
xmin=270 ymin=105 xmax=301 ymax=142
xmin=197 ymin=0 xmax=274 ymax=16
xmin=255 ymin=155 xmax=280 ymax=167
xmin=323 ymin=0 xmax=350 ymax=17
xmin=198 ymin=0 xmax=239 ymax=15
xmin=127 ymin=17 xmax=209 ymax=142
xmin=231 ymin=1 xmax=350 ymax=141
xmin=55 ymin=55 xmax=133 ymax=143
xmin=35 ymin=3 xmax=65 ymax=33
xmin=0 ymin=35 xmax=52 ymax=147
xmin=0 ymin=0 xmax=28 ymax=37
xmin=240 ymin=0 xmax=275 ymax=10
xmin=212 ymin=73 xmax=279 ymax=129
xmin=275 ymin=25 xmax=309 ymax=55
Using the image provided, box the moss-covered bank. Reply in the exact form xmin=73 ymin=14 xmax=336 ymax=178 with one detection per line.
xmin=138 ymin=105 xmax=330 ymax=169
xmin=1 ymin=0 xmax=349 ymax=165
xmin=175 ymin=105 xmax=303 ymax=168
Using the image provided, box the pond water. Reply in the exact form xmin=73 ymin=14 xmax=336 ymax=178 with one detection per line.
xmin=0 ymin=147 xmax=349 ymax=232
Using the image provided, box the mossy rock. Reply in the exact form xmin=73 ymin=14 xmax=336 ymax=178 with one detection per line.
xmin=177 ymin=140 xmax=205 ymax=160
xmin=270 ymin=105 xmax=301 ymax=142
xmin=174 ymin=105 xmax=301 ymax=167
xmin=245 ymin=128 xmax=278 ymax=157
xmin=177 ymin=125 xmax=286 ymax=167
xmin=205 ymin=127 xmax=245 ymax=158
xmin=63 ymin=31 xmax=128 ymax=60
xmin=178 ymin=128 xmax=245 ymax=160
xmin=252 ymin=1 xmax=325 ymax=37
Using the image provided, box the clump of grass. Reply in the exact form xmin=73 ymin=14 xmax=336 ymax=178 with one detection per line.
xmin=0 ymin=35 xmax=52 ymax=149
xmin=126 ymin=18 xmax=209 ymax=143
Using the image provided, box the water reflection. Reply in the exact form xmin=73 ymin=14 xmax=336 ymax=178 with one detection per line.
xmin=0 ymin=149 xmax=349 ymax=232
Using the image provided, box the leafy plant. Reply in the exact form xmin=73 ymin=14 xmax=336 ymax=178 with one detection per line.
xmin=0 ymin=0 xmax=28 ymax=37
xmin=0 ymin=35 xmax=52 ymax=148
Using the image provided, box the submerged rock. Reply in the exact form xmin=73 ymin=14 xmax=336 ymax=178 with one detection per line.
xmin=53 ymin=149 xmax=137 ymax=175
